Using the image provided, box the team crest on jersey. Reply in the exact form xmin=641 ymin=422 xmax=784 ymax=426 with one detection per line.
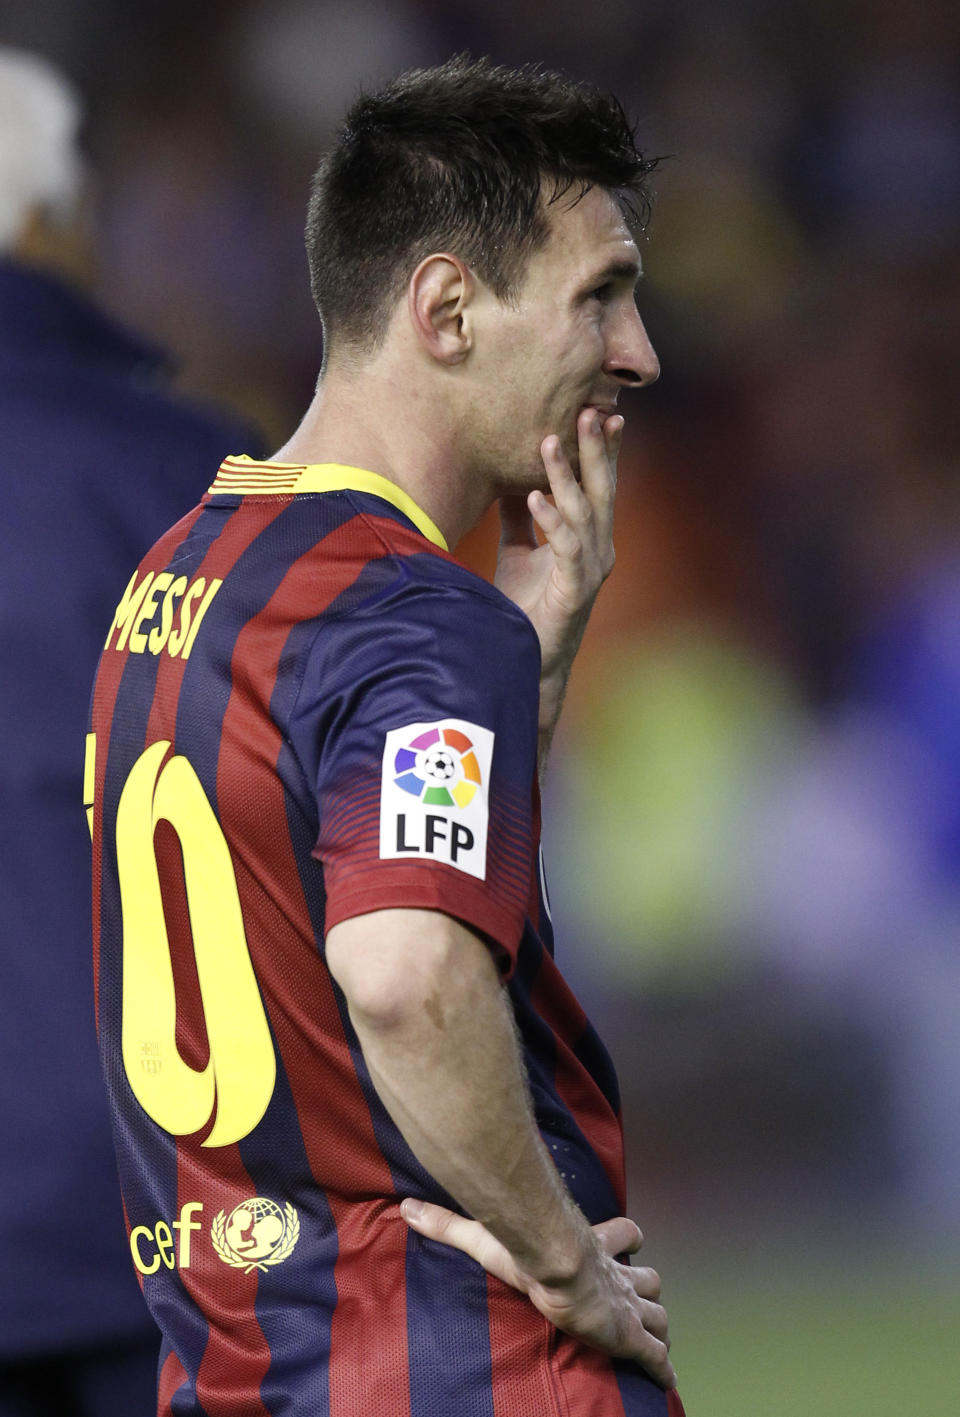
xmin=211 ymin=1197 xmax=300 ymax=1274
xmin=379 ymin=720 xmax=494 ymax=881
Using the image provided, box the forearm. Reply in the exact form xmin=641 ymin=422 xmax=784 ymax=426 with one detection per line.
xmin=537 ymin=677 xmax=568 ymax=778
xmin=327 ymin=910 xmax=592 ymax=1282
xmin=327 ymin=908 xmax=677 ymax=1385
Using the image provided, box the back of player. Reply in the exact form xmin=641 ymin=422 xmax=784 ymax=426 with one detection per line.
xmin=89 ymin=458 xmax=678 ymax=1417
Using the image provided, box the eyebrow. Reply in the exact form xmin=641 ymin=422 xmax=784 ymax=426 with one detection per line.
xmin=583 ymin=256 xmax=644 ymax=290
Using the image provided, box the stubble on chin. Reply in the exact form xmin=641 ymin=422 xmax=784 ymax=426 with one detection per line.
xmin=521 ymin=428 xmax=580 ymax=495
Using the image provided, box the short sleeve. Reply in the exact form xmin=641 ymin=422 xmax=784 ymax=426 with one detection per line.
xmin=286 ymin=568 xmax=540 ymax=971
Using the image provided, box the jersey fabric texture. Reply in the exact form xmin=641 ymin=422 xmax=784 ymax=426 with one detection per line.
xmin=89 ymin=456 xmax=683 ymax=1417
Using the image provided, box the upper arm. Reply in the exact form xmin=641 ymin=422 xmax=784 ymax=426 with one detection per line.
xmin=289 ymin=575 xmax=541 ymax=974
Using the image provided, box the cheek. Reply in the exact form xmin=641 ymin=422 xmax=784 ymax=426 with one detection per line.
xmin=556 ymin=319 xmax=605 ymax=386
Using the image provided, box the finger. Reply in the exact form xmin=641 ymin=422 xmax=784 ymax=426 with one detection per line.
xmin=527 ymin=488 xmax=585 ymax=570
xmin=637 ymin=1297 xmax=670 ymax=1346
xmin=603 ymin=413 xmax=625 ymax=464
xmin=627 ymin=1265 xmax=661 ymax=1301
xmin=400 ymin=1199 xmax=518 ymax=1288
xmin=498 ymin=494 xmax=538 ymax=551
xmin=400 ymin=1198 xmax=478 ymax=1251
xmin=626 ymin=1323 xmax=677 ymax=1390
xmin=576 ymin=408 xmax=619 ymax=510
xmin=540 ymin=433 xmax=590 ymax=525
xmin=644 ymin=1348 xmax=677 ymax=1390
xmin=592 ymin=1216 xmax=642 ymax=1258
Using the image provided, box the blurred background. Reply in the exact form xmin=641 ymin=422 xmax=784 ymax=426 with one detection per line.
xmin=2 ymin=1 xmax=958 ymax=1412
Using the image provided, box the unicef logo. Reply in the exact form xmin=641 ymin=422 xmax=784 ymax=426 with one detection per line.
xmin=393 ymin=726 xmax=483 ymax=810
xmin=211 ymin=1197 xmax=300 ymax=1274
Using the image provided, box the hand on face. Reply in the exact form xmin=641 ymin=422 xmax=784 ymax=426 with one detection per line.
xmin=494 ymin=405 xmax=623 ymax=685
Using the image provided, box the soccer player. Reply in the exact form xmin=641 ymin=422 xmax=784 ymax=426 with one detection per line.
xmin=88 ymin=57 xmax=683 ymax=1416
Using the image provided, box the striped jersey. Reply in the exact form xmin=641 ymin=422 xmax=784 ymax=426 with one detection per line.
xmin=87 ymin=457 xmax=683 ymax=1417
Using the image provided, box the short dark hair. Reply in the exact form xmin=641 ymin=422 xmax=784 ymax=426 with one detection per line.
xmin=306 ymin=54 xmax=658 ymax=352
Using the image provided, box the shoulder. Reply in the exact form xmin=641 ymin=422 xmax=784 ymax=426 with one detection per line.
xmin=287 ymin=547 xmax=540 ymax=731
xmin=344 ymin=541 xmax=538 ymax=650
xmin=333 ymin=547 xmax=542 ymax=689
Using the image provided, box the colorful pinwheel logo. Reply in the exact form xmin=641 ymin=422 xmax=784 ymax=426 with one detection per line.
xmin=393 ymin=726 xmax=482 ymax=809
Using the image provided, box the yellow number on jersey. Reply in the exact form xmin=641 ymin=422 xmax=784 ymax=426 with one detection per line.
xmin=113 ymin=740 xmax=276 ymax=1147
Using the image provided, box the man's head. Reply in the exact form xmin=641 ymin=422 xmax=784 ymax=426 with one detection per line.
xmin=306 ymin=55 xmax=657 ymax=357
xmin=0 ymin=48 xmax=88 ymax=275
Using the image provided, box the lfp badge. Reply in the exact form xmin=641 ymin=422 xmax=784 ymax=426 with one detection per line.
xmin=379 ymin=719 xmax=494 ymax=880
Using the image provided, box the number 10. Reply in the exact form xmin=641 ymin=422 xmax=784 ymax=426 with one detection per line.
xmin=87 ymin=736 xmax=276 ymax=1147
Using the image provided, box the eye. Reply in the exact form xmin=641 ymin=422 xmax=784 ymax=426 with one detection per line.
xmin=590 ymin=283 xmax=614 ymax=303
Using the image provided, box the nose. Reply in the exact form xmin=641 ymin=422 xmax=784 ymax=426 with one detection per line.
xmin=603 ymin=309 xmax=660 ymax=388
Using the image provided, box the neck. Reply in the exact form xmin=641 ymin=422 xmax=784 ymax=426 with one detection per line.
xmin=272 ymin=353 xmax=492 ymax=550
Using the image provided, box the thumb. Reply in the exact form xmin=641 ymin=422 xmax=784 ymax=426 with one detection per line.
xmin=400 ymin=1200 xmax=520 ymax=1289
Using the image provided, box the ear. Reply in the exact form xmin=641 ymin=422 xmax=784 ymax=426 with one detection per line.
xmin=407 ymin=254 xmax=475 ymax=365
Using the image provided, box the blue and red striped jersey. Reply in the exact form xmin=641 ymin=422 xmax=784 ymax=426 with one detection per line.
xmin=88 ymin=458 xmax=682 ymax=1417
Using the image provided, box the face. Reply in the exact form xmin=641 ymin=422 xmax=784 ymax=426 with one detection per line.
xmin=465 ymin=185 xmax=659 ymax=492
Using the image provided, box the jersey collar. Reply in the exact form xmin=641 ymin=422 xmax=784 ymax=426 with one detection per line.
xmin=207 ymin=456 xmax=448 ymax=551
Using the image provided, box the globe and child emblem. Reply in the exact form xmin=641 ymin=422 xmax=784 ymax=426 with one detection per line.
xmin=393 ymin=726 xmax=482 ymax=809
xmin=211 ymin=1196 xmax=300 ymax=1274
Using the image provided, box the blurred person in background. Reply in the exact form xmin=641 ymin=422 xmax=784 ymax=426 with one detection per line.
xmin=0 ymin=47 xmax=262 ymax=1416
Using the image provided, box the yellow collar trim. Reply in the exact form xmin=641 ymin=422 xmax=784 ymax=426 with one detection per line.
xmin=208 ymin=456 xmax=448 ymax=551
